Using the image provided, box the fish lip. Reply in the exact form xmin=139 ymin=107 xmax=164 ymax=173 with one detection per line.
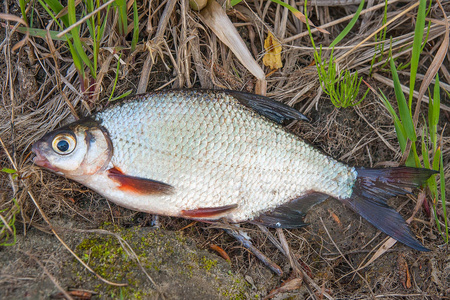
xmin=31 ymin=142 xmax=60 ymax=172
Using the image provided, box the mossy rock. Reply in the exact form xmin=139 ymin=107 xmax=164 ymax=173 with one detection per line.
xmin=69 ymin=226 xmax=256 ymax=299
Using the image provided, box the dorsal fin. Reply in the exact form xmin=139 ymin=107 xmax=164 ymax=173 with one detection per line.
xmin=227 ymin=90 xmax=309 ymax=124
xmin=253 ymin=192 xmax=329 ymax=228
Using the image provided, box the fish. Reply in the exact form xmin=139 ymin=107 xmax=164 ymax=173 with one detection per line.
xmin=32 ymin=89 xmax=436 ymax=251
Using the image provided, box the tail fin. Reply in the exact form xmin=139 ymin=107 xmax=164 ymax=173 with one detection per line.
xmin=342 ymin=167 xmax=437 ymax=251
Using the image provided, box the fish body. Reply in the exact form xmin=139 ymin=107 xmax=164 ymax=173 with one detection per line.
xmin=32 ymin=89 xmax=435 ymax=251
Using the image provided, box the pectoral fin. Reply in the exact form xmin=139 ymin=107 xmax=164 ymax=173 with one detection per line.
xmin=181 ymin=204 xmax=238 ymax=219
xmin=254 ymin=192 xmax=329 ymax=228
xmin=107 ymin=167 xmax=174 ymax=195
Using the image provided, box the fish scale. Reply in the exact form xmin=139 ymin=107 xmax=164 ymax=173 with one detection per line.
xmin=94 ymin=90 xmax=356 ymax=221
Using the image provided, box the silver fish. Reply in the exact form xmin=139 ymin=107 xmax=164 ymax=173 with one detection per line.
xmin=32 ymin=90 xmax=435 ymax=251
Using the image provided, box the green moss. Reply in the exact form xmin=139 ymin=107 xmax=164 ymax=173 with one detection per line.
xmin=200 ymin=256 xmax=218 ymax=271
xmin=73 ymin=226 xmax=161 ymax=298
xmin=220 ymin=275 xmax=253 ymax=300
xmin=69 ymin=226 xmax=255 ymax=299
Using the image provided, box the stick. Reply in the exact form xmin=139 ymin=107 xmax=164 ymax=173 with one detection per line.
xmin=224 ymin=227 xmax=283 ymax=276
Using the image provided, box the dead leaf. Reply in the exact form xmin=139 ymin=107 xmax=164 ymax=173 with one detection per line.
xmin=199 ymin=0 xmax=265 ymax=81
xmin=209 ymin=244 xmax=231 ymax=262
xmin=0 ymin=13 xmax=29 ymax=52
xmin=263 ymin=277 xmax=303 ymax=299
xmin=51 ymin=289 xmax=96 ymax=300
xmin=328 ymin=209 xmax=342 ymax=228
xmin=360 ymin=238 xmax=397 ymax=269
xmin=293 ymin=11 xmax=329 ymax=34
xmin=406 ymin=191 xmax=426 ymax=223
xmin=189 ymin=0 xmax=208 ymax=11
xmin=397 ymin=253 xmax=412 ymax=289
xmin=263 ymin=32 xmax=283 ymax=70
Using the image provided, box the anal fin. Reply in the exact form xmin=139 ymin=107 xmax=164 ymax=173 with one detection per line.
xmin=181 ymin=204 xmax=238 ymax=219
xmin=254 ymin=192 xmax=329 ymax=228
xmin=107 ymin=167 xmax=174 ymax=195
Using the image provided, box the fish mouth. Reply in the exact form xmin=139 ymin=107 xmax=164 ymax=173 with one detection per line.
xmin=31 ymin=142 xmax=60 ymax=172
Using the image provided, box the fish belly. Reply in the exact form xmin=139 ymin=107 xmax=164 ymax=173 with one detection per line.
xmin=94 ymin=90 xmax=357 ymax=221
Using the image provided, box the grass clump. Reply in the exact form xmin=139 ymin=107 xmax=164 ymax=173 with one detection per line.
xmin=314 ymin=48 xmax=368 ymax=108
xmin=19 ymin=0 xmax=139 ymax=97
xmin=0 ymin=168 xmax=20 ymax=247
xmin=305 ymin=0 xmax=368 ymax=108
xmin=375 ymin=0 xmax=447 ymax=243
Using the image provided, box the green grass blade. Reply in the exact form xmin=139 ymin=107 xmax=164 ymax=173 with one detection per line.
xmin=410 ymin=142 xmax=421 ymax=167
xmin=42 ymin=0 xmax=69 ymax=27
xmin=115 ymin=0 xmax=128 ymax=36
xmin=0 ymin=198 xmax=19 ymax=247
xmin=131 ymin=0 xmax=139 ymax=52
xmin=68 ymin=0 xmax=94 ymax=78
xmin=421 ymin=124 xmax=430 ymax=169
xmin=329 ymin=0 xmax=365 ymax=48
xmin=429 ymin=74 xmax=440 ymax=151
xmin=1 ymin=168 xmax=16 ymax=174
xmin=19 ymin=0 xmax=28 ymax=24
xmin=408 ymin=0 xmax=427 ymax=108
xmin=271 ymin=0 xmax=303 ymax=16
xmin=87 ymin=18 xmax=97 ymax=73
xmin=37 ymin=0 xmax=64 ymax=30
xmin=111 ymin=90 xmax=133 ymax=102
xmin=66 ymin=39 xmax=83 ymax=78
xmin=305 ymin=4 xmax=317 ymax=50
xmin=98 ymin=3 xmax=110 ymax=42
xmin=16 ymin=26 xmax=70 ymax=40
xmin=108 ymin=52 xmax=123 ymax=102
xmin=389 ymin=58 xmax=416 ymax=142
xmin=432 ymin=147 xmax=440 ymax=171
xmin=424 ymin=127 xmax=437 ymax=206
xmin=439 ymin=151 xmax=448 ymax=242
xmin=378 ymin=89 xmax=407 ymax=152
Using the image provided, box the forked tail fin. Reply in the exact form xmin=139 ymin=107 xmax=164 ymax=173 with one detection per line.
xmin=342 ymin=167 xmax=437 ymax=251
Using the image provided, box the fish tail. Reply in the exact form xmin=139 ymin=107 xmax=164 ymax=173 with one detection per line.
xmin=342 ymin=167 xmax=437 ymax=251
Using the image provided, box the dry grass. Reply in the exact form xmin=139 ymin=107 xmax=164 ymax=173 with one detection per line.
xmin=0 ymin=0 xmax=449 ymax=298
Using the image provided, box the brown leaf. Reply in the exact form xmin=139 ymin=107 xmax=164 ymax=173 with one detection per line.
xmin=397 ymin=253 xmax=412 ymax=289
xmin=263 ymin=277 xmax=303 ymax=299
xmin=360 ymin=238 xmax=397 ymax=269
xmin=51 ymin=289 xmax=96 ymax=300
xmin=209 ymin=244 xmax=231 ymax=262
xmin=293 ymin=11 xmax=329 ymax=34
xmin=328 ymin=209 xmax=342 ymax=228
xmin=0 ymin=13 xmax=29 ymax=52
xmin=406 ymin=191 xmax=426 ymax=224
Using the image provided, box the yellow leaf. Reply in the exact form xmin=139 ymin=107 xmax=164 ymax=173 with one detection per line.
xmin=263 ymin=32 xmax=282 ymax=70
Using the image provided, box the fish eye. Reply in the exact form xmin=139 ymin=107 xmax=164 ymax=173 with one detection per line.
xmin=52 ymin=134 xmax=76 ymax=155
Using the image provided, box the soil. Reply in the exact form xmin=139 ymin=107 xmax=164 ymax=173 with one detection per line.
xmin=0 ymin=0 xmax=449 ymax=299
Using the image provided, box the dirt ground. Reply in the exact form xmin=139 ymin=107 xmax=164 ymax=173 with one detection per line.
xmin=0 ymin=0 xmax=449 ymax=299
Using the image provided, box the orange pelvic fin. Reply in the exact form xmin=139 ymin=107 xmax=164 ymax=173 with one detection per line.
xmin=107 ymin=167 xmax=174 ymax=195
xmin=181 ymin=204 xmax=238 ymax=219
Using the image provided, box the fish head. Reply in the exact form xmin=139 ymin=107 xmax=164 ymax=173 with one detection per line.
xmin=32 ymin=119 xmax=112 ymax=178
